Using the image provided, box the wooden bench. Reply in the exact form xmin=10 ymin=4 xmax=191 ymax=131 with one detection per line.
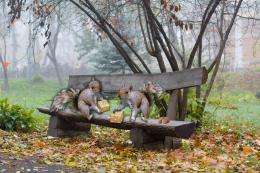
xmin=38 ymin=67 xmax=207 ymax=149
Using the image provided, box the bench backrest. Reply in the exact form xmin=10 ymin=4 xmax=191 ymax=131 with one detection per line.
xmin=68 ymin=67 xmax=207 ymax=92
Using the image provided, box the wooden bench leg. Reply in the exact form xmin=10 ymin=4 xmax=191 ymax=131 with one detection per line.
xmin=47 ymin=116 xmax=91 ymax=137
xmin=163 ymin=90 xmax=182 ymax=149
xmin=130 ymin=128 xmax=166 ymax=149
xmin=164 ymin=136 xmax=182 ymax=150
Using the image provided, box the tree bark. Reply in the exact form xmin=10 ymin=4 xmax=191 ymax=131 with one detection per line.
xmin=0 ymin=53 xmax=9 ymax=91
xmin=46 ymin=9 xmax=64 ymax=87
xmin=0 ymin=36 xmax=9 ymax=91
xmin=196 ymin=41 xmax=202 ymax=99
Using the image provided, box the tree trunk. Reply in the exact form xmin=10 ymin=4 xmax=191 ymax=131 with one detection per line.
xmin=0 ymin=0 xmax=9 ymax=90
xmin=0 ymin=31 xmax=9 ymax=91
xmin=0 ymin=53 xmax=9 ymax=91
xmin=196 ymin=42 xmax=202 ymax=99
xmin=53 ymin=58 xmax=64 ymax=87
xmin=46 ymin=9 xmax=64 ymax=87
xmin=27 ymin=12 xmax=34 ymax=80
xmin=2 ymin=66 xmax=8 ymax=90
xmin=11 ymin=27 xmax=18 ymax=72
xmin=202 ymin=0 xmax=243 ymax=110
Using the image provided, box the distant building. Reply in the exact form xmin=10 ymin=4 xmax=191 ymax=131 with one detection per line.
xmin=225 ymin=18 xmax=260 ymax=71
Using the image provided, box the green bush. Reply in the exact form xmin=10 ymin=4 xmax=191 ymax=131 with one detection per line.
xmin=0 ymin=98 xmax=40 ymax=132
xmin=31 ymin=75 xmax=45 ymax=84
xmin=256 ymin=92 xmax=260 ymax=99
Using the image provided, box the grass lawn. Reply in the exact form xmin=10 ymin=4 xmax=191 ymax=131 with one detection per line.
xmin=0 ymin=79 xmax=61 ymax=108
xmin=206 ymin=90 xmax=260 ymax=130
xmin=0 ymin=79 xmax=61 ymax=122
xmin=1 ymin=79 xmax=260 ymax=130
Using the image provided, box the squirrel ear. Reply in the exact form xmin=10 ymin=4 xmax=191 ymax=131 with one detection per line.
xmin=90 ymin=76 xmax=96 ymax=81
xmin=129 ymin=85 xmax=133 ymax=91
xmin=83 ymin=81 xmax=89 ymax=88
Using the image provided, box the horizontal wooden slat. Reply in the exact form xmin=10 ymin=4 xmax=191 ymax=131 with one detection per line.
xmin=38 ymin=107 xmax=195 ymax=138
xmin=68 ymin=67 xmax=207 ymax=91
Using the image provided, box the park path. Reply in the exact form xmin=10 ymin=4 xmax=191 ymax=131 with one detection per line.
xmin=0 ymin=152 xmax=85 ymax=173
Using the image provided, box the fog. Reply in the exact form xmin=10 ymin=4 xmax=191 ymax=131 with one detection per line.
xmin=0 ymin=0 xmax=260 ymax=85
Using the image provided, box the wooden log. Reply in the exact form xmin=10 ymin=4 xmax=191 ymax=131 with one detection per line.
xmin=165 ymin=91 xmax=182 ymax=149
xmin=130 ymin=128 xmax=164 ymax=147
xmin=166 ymin=90 xmax=179 ymax=120
xmin=47 ymin=116 xmax=91 ymax=137
xmin=164 ymin=136 xmax=182 ymax=150
xmin=48 ymin=116 xmax=91 ymax=131
xmin=38 ymin=108 xmax=195 ymax=138
xmin=67 ymin=67 xmax=208 ymax=92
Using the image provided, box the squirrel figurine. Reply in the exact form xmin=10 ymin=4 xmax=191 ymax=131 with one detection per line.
xmin=50 ymin=78 xmax=104 ymax=121
xmin=77 ymin=78 xmax=104 ymax=120
xmin=142 ymin=81 xmax=163 ymax=97
xmin=141 ymin=82 xmax=167 ymax=114
xmin=141 ymin=82 xmax=170 ymax=124
xmin=50 ymin=88 xmax=80 ymax=112
xmin=113 ymin=85 xmax=151 ymax=122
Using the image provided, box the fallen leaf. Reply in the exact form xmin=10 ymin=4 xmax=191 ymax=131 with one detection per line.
xmin=33 ymin=140 xmax=46 ymax=148
xmin=194 ymin=138 xmax=201 ymax=147
xmin=65 ymin=161 xmax=77 ymax=168
xmin=255 ymin=138 xmax=260 ymax=146
xmin=245 ymin=168 xmax=258 ymax=173
xmin=242 ymin=146 xmax=253 ymax=155
xmin=44 ymin=160 xmax=52 ymax=165
xmin=203 ymin=156 xmax=218 ymax=166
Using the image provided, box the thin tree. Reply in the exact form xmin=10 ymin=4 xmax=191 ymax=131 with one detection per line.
xmin=5 ymin=0 xmax=250 ymax=121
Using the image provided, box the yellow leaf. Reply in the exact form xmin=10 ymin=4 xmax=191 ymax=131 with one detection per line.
xmin=245 ymin=168 xmax=258 ymax=173
xmin=44 ymin=160 xmax=52 ymax=165
xmin=203 ymin=156 xmax=218 ymax=166
xmin=194 ymin=138 xmax=201 ymax=147
xmin=128 ymin=166 xmax=137 ymax=173
xmin=66 ymin=161 xmax=77 ymax=168
xmin=33 ymin=140 xmax=46 ymax=148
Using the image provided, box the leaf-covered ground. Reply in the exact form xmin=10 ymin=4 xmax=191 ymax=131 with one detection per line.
xmin=0 ymin=125 xmax=259 ymax=173
xmin=0 ymin=152 xmax=82 ymax=173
